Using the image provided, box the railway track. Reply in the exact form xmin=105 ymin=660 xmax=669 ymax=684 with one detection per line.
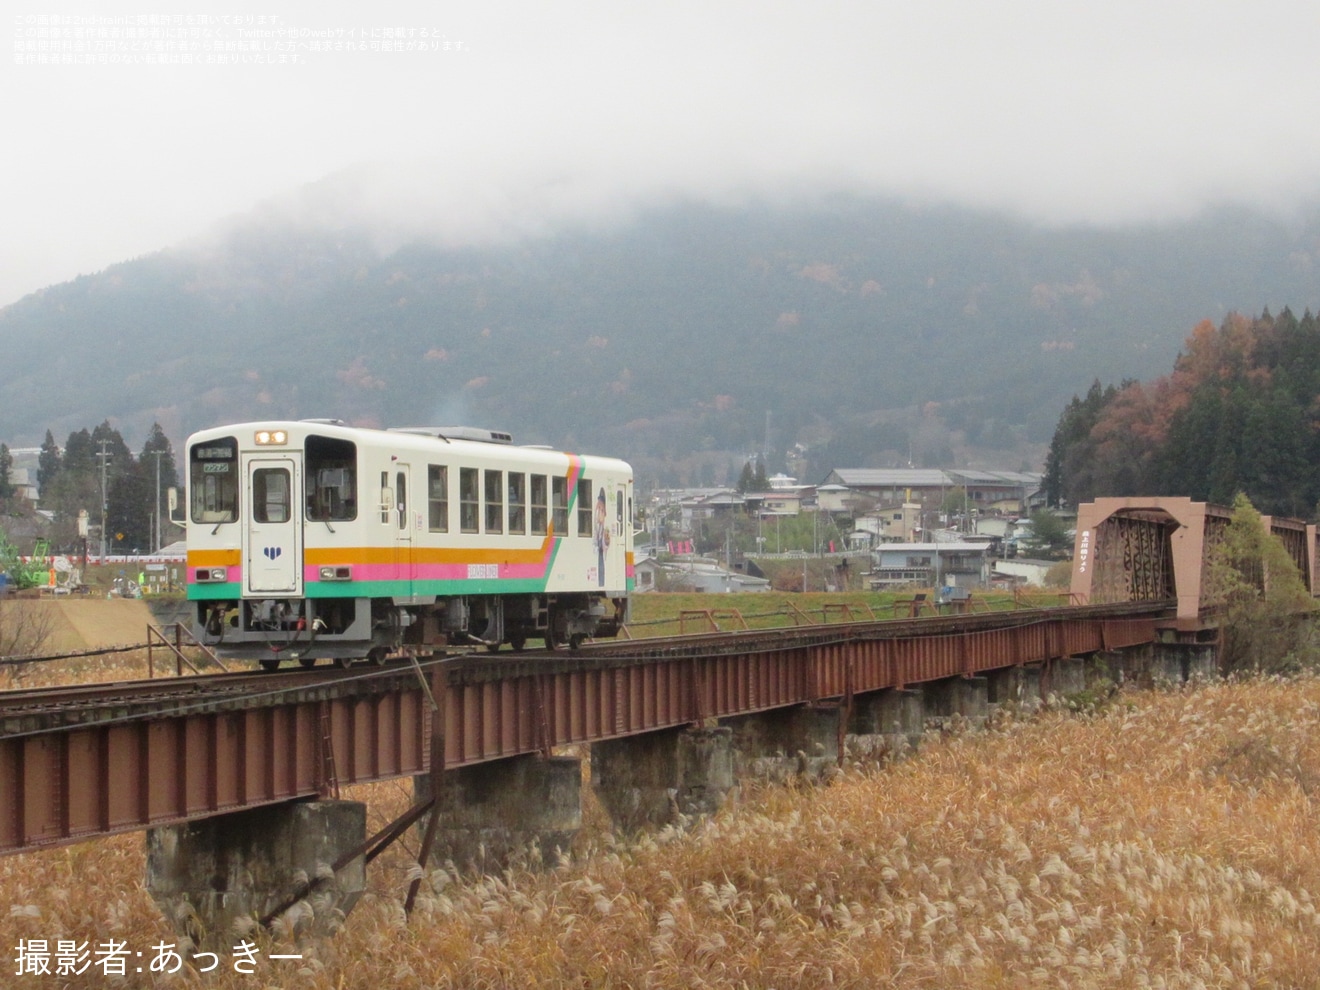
xmin=0 ymin=599 xmax=1171 ymax=735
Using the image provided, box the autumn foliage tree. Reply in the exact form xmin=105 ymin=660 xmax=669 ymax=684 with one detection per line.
xmin=1047 ymin=309 xmax=1320 ymax=516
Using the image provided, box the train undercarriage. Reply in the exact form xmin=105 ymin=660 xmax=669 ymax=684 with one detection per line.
xmin=196 ymin=592 xmax=628 ymax=670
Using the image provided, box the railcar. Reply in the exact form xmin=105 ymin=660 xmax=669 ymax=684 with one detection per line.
xmin=185 ymin=420 xmax=634 ymax=669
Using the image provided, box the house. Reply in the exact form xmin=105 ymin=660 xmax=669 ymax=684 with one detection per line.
xmin=638 ymin=555 xmax=771 ymax=593
xmin=672 ymin=489 xmax=744 ymax=530
xmin=868 ymin=541 xmax=991 ymax=590
xmin=854 ymin=502 xmax=923 ymax=544
xmin=743 ymin=488 xmax=805 ymax=517
xmin=992 ymin=557 xmax=1059 ymax=588
xmin=822 ymin=468 xmax=1041 ymax=516
xmin=7 ymin=467 xmax=38 ymax=504
xmin=633 ymin=554 xmax=661 ymax=592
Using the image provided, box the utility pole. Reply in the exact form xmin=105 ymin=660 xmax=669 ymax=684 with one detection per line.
xmin=97 ymin=440 xmax=112 ymax=561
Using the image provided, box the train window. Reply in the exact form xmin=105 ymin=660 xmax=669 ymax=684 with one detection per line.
xmin=190 ymin=437 xmax=238 ymax=524
xmin=427 ymin=465 xmax=448 ymax=533
xmin=396 ymin=471 xmax=407 ymax=531
xmin=485 ymin=470 xmax=503 ymax=534
xmin=507 ymin=473 xmax=526 ymax=535
xmin=531 ymin=475 xmax=548 ymax=534
xmin=460 ymin=468 xmax=479 ymax=534
xmin=380 ymin=472 xmax=390 ymax=524
xmin=253 ymin=468 xmax=291 ymax=524
xmin=577 ymin=478 xmax=592 ymax=537
xmin=306 ymin=435 xmax=357 ymax=521
xmin=616 ymin=491 xmax=624 ymax=535
xmin=551 ymin=477 xmax=568 ymax=536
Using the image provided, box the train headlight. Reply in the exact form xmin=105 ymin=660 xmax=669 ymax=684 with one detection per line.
xmin=254 ymin=429 xmax=288 ymax=445
xmin=196 ymin=567 xmax=227 ymax=582
xmin=318 ymin=566 xmax=352 ymax=581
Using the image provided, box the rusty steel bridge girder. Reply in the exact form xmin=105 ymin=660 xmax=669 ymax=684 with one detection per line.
xmin=0 ymin=672 xmax=429 ymax=856
xmin=0 ymin=603 xmax=1163 ymax=857
xmin=1072 ymin=497 xmax=1317 ymax=631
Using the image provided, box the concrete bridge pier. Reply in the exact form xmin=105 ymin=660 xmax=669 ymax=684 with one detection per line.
xmin=1156 ymin=642 xmax=1218 ymax=683
xmin=848 ymin=688 xmax=925 ymax=759
xmin=924 ymin=675 xmax=989 ymax=726
xmin=1098 ymin=641 xmax=1215 ymax=689
xmin=1044 ymin=656 xmax=1088 ymax=697
xmin=723 ymin=704 xmax=839 ymax=781
xmin=985 ymin=664 xmax=1043 ymax=711
xmin=592 ymin=726 xmax=734 ymax=832
xmin=1119 ymin=641 xmax=1218 ymax=686
xmin=146 ymin=799 xmax=366 ymax=950
xmin=414 ymin=754 xmax=582 ymax=874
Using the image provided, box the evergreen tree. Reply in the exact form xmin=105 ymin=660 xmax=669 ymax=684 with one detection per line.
xmin=0 ymin=444 xmax=14 ymax=505
xmin=139 ymin=423 xmax=181 ymax=550
xmin=735 ymin=460 xmax=755 ymax=493
xmin=63 ymin=428 xmax=95 ymax=476
xmin=1043 ymin=380 xmax=1118 ymax=507
xmin=36 ymin=430 xmax=61 ymax=495
xmin=90 ymin=422 xmax=143 ymax=552
xmin=1237 ymin=388 xmax=1311 ymax=516
xmin=44 ymin=429 xmax=99 ymax=550
xmin=1025 ymin=508 xmax=1072 ymax=558
xmin=1153 ymin=383 xmax=1222 ymax=499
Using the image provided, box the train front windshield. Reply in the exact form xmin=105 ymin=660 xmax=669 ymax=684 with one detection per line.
xmin=190 ymin=436 xmax=238 ymax=523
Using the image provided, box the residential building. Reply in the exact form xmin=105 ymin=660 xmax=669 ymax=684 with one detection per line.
xmin=869 ymin=541 xmax=991 ymax=590
xmin=822 ymin=468 xmax=1041 ymax=516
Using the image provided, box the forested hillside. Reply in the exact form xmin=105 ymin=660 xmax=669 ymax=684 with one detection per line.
xmin=5 ymin=197 xmax=1320 ymax=483
xmin=1045 ymin=309 xmax=1320 ymax=517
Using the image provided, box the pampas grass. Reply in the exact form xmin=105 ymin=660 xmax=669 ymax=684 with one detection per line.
xmin=6 ymin=676 xmax=1320 ymax=987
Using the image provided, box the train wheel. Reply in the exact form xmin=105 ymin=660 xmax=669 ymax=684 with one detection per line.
xmin=260 ymin=658 xmax=281 ymax=672
xmin=486 ymin=641 xmax=501 ymax=653
xmin=568 ymin=634 xmax=584 ymax=651
xmin=509 ymin=632 xmax=527 ymax=652
xmin=299 ymin=656 xmax=317 ymax=669
xmin=368 ymin=647 xmax=389 ymax=666
xmin=333 ymin=656 xmax=352 ymax=669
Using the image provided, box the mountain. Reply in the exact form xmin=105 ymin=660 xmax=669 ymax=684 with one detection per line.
xmin=4 ymin=195 xmax=1320 ymax=484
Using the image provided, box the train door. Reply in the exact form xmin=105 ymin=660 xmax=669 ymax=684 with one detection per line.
xmin=611 ymin=483 xmax=627 ymax=590
xmin=393 ymin=464 xmax=413 ymax=598
xmin=243 ymin=455 xmax=303 ymax=595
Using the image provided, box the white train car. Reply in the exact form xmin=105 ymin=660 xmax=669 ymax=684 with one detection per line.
xmin=185 ymin=420 xmax=634 ymax=668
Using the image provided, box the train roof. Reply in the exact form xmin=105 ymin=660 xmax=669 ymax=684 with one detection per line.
xmin=185 ymin=420 xmax=632 ymax=471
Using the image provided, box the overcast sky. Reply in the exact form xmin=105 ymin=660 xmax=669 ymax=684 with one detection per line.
xmin=5 ymin=0 xmax=1320 ymax=307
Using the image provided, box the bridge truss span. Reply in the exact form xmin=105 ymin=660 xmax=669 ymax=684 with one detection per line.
xmin=1072 ymin=497 xmax=1317 ymax=632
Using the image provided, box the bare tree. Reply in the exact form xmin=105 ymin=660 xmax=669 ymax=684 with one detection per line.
xmin=0 ymin=600 xmax=53 ymax=660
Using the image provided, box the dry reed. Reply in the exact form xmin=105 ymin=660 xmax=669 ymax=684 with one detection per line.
xmin=5 ymin=676 xmax=1320 ymax=988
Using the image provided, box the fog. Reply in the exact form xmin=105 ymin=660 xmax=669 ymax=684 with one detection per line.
xmin=5 ymin=0 xmax=1320 ymax=306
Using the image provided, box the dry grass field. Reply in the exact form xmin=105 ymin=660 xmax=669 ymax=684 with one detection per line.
xmin=5 ymin=673 xmax=1320 ymax=988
